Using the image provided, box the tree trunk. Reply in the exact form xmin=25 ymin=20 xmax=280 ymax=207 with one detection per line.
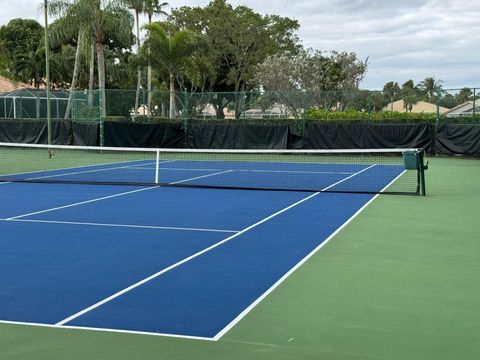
xmin=65 ymin=31 xmax=83 ymax=119
xmin=169 ymin=73 xmax=175 ymax=119
xmin=134 ymin=11 xmax=141 ymax=119
xmin=88 ymin=42 xmax=95 ymax=108
xmin=147 ymin=14 xmax=152 ymax=117
xmin=96 ymin=42 xmax=106 ymax=118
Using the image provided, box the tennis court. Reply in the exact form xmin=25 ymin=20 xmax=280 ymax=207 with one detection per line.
xmin=0 ymin=144 xmax=426 ymax=340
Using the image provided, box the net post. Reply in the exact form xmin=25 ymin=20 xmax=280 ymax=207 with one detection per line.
xmin=155 ymin=149 xmax=160 ymax=184
xmin=418 ymin=149 xmax=426 ymax=196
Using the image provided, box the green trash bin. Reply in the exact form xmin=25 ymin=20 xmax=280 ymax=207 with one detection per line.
xmin=403 ymin=151 xmax=419 ymax=170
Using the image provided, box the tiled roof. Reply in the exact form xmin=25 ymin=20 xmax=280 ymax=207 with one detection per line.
xmin=0 ymin=76 xmax=31 ymax=93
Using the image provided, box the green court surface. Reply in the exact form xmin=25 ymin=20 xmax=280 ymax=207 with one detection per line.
xmin=1 ymin=157 xmax=479 ymax=360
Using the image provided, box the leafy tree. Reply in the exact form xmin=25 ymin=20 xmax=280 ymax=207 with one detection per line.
xmin=438 ymin=93 xmax=457 ymax=109
xmin=0 ymin=40 xmax=11 ymax=74
xmin=456 ymin=87 xmax=473 ymax=104
xmin=168 ymin=0 xmax=300 ymax=118
xmin=13 ymin=47 xmax=45 ymax=88
xmin=0 ymin=19 xmax=44 ymax=84
xmin=254 ymin=50 xmax=368 ymax=118
xmin=143 ymin=23 xmax=198 ymax=118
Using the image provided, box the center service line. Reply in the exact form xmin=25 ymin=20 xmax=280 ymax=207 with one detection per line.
xmin=55 ymin=165 xmax=375 ymax=328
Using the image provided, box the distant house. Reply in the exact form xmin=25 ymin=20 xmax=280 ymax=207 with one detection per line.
xmin=0 ymin=76 xmax=30 ymax=93
xmin=383 ymin=100 xmax=448 ymax=114
xmin=443 ymin=101 xmax=480 ymax=118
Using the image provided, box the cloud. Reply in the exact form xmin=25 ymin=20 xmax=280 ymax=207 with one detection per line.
xmin=1 ymin=0 xmax=479 ymax=89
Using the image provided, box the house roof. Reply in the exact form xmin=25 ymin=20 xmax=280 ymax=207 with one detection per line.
xmin=443 ymin=101 xmax=479 ymax=117
xmin=383 ymin=100 xmax=449 ymax=114
xmin=0 ymin=76 xmax=31 ymax=93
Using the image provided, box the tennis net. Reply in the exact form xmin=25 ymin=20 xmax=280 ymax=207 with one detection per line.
xmin=0 ymin=142 xmax=427 ymax=195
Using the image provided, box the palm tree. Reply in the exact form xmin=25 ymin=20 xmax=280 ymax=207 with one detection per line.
xmin=418 ymin=77 xmax=443 ymax=103
xmin=144 ymin=23 xmax=197 ymax=118
xmin=90 ymin=0 xmax=134 ymax=117
xmin=144 ymin=0 xmax=168 ymax=114
xmin=124 ymin=0 xmax=145 ymax=117
xmin=401 ymin=87 xmax=419 ymax=112
xmin=48 ymin=0 xmax=92 ymax=118
xmin=383 ymin=81 xmax=400 ymax=111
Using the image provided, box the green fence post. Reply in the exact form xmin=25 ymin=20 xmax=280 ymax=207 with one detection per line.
xmin=367 ymin=91 xmax=372 ymax=124
xmin=473 ymin=88 xmax=476 ymax=124
xmin=243 ymin=92 xmax=246 ymax=125
xmin=184 ymin=90 xmax=188 ymax=148
xmin=98 ymin=90 xmax=104 ymax=147
xmin=301 ymin=111 xmax=306 ymax=138
xmin=436 ymin=91 xmax=440 ymax=126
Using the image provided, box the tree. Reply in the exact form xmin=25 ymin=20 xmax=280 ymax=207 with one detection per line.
xmin=89 ymin=0 xmax=134 ymax=117
xmin=456 ymin=87 xmax=473 ymax=104
xmin=254 ymin=50 xmax=368 ymax=117
xmin=13 ymin=47 xmax=45 ymax=88
xmin=124 ymin=0 xmax=145 ymax=117
xmin=401 ymin=87 xmax=419 ymax=112
xmin=383 ymin=81 xmax=400 ymax=110
xmin=0 ymin=19 xmax=44 ymax=83
xmin=0 ymin=40 xmax=11 ymax=74
xmin=144 ymin=0 xmax=168 ymax=114
xmin=169 ymin=0 xmax=300 ymax=118
xmin=398 ymin=80 xmax=421 ymax=112
xmin=143 ymin=23 xmax=198 ymax=118
xmin=48 ymin=0 xmax=93 ymax=118
xmin=418 ymin=76 xmax=443 ymax=103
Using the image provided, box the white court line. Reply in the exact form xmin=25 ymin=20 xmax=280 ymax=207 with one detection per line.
xmin=0 ymin=320 xmax=214 ymax=342
xmin=1 ymin=219 xmax=238 ymax=234
xmin=27 ymin=160 xmax=175 ymax=181
xmin=214 ymin=167 xmax=406 ymax=340
xmin=129 ymin=167 xmax=355 ymax=175
xmin=0 ymin=159 xmax=155 ymax=178
xmin=6 ymin=186 xmax=159 ymax=220
xmin=4 ymin=167 xmax=232 ymax=220
xmin=10 ymin=218 xmax=238 ymax=233
xmin=54 ymin=164 xmax=376 ymax=328
xmin=169 ymin=170 xmax=234 ymax=185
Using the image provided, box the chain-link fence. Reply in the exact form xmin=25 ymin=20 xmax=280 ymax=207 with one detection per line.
xmin=1 ymin=87 xmax=478 ymax=125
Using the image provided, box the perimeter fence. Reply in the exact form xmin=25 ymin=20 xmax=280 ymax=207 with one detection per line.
xmin=0 ymin=88 xmax=478 ymax=125
xmin=0 ymin=88 xmax=478 ymax=153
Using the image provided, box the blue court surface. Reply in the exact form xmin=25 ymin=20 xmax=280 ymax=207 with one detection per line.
xmin=0 ymin=160 xmax=405 ymax=340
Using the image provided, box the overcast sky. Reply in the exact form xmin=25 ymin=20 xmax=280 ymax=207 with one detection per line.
xmin=1 ymin=0 xmax=479 ymax=89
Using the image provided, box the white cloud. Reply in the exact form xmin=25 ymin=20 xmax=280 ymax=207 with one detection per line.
xmin=1 ymin=0 xmax=479 ymax=89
